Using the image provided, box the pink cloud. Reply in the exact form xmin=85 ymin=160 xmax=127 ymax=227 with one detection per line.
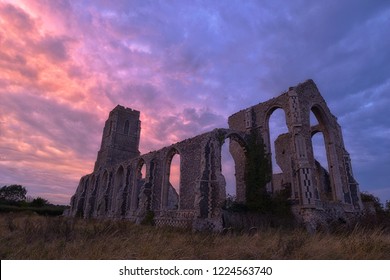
xmin=0 ymin=1 xmax=228 ymax=204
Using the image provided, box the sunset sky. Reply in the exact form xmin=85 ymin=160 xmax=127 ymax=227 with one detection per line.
xmin=0 ymin=0 xmax=389 ymax=205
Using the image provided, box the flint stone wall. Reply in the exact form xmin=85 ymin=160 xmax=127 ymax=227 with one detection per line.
xmin=70 ymin=128 xmax=247 ymax=231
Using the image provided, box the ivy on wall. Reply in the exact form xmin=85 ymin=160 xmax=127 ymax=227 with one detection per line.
xmin=244 ymin=128 xmax=272 ymax=212
xmin=222 ymin=128 xmax=292 ymax=218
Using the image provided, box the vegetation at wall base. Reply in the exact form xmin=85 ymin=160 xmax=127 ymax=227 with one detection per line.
xmin=223 ymin=128 xmax=293 ymax=230
xmin=140 ymin=210 xmax=155 ymax=226
xmin=361 ymin=191 xmax=388 ymax=213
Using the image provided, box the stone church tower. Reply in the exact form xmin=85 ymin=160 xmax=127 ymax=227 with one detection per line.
xmin=94 ymin=105 xmax=141 ymax=172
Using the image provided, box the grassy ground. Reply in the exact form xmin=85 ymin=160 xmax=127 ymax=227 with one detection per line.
xmin=1 ymin=213 xmax=390 ymax=259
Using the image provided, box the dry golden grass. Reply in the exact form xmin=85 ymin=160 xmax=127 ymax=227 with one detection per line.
xmin=1 ymin=213 xmax=390 ymax=259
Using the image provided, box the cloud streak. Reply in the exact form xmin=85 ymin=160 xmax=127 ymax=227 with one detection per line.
xmin=0 ymin=0 xmax=389 ymax=205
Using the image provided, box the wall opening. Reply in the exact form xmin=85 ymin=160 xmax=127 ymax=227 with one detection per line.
xmin=310 ymin=109 xmax=333 ymax=201
xmin=166 ymin=151 xmax=180 ymax=210
xmin=224 ymin=134 xmax=247 ymax=203
xmin=310 ymin=110 xmax=329 ymax=170
xmin=268 ymin=108 xmax=288 ymax=174
xmin=311 ymin=132 xmax=328 ymax=171
xmin=266 ymin=108 xmax=288 ymax=194
xmin=170 ymin=154 xmax=180 ymax=195
xmin=133 ymin=160 xmax=146 ymax=210
xmin=140 ymin=163 xmax=146 ymax=179
xmin=221 ymin=141 xmax=236 ymax=199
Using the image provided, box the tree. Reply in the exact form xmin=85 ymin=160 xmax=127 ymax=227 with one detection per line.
xmin=360 ymin=191 xmax=383 ymax=213
xmin=385 ymin=200 xmax=390 ymax=214
xmin=31 ymin=197 xmax=49 ymax=207
xmin=0 ymin=185 xmax=27 ymax=202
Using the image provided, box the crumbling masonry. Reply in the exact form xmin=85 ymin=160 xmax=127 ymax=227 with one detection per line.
xmin=69 ymin=80 xmax=362 ymax=231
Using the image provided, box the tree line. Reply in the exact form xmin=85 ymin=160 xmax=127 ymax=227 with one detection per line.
xmin=0 ymin=184 xmax=68 ymax=215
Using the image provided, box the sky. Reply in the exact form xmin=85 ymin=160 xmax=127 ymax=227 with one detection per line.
xmin=0 ymin=0 xmax=389 ymax=206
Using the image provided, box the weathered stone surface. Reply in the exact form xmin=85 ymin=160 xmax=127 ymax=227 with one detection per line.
xmin=68 ymin=80 xmax=363 ymax=231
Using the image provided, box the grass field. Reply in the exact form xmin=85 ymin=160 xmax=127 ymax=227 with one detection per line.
xmin=1 ymin=213 xmax=390 ymax=259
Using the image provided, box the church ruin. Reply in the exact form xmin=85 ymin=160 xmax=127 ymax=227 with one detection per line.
xmin=68 ymin=79 xmax=363 ymax=231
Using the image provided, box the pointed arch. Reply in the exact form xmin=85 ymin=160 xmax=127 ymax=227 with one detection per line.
xmin=131 ymin=158 xmax=146 ymax=211
xmin=222 ymin=131 xmax=248 ymax=203
xmin=265 ymin=106 xmax=289 ymax=173
xmin=310 ymin=104 xmax=337 ymax=201
xmin=264 ymin=106 xmax=289 ymax=194
xmin=162 ymin=148 xmax=180 ymax=210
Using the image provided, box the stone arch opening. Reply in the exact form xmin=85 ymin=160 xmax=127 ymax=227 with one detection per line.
xmin=266 ymin=107 xmax=288 ymax=172
xmin=222 ymin=132 xmax=248 ymax=203
xmin=221 ymin=142 xmax=235 ymax=198
xmin=265 ymin=106 xmax=289 ymax=193
xmin=310 ymin=105 xmax=336 ymax=201
xmin=140 ymin=162 xmax=146 ymax=179
xmin=163 ymin=148 xmax=180 ymax=210
xmin=311 ymin=130 xmax=328 ymax=171
xmin=170 ymin=154 xmax=180 ymax=195
xmin=131 ymin=159 xmax=146 ymax=211
xmin=310 ymin=105 xmax=335 ymax=149
xmin=311 ymin=131 xmax=333 ymax=201
xmin=311 ymin=105 xmax=330 ymax=130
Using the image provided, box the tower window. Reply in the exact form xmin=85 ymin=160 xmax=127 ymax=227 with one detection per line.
xmin=108 ymin=121 xmax=113 ymax=136
xmin=124 ymin=120 xmax=130 ymax=135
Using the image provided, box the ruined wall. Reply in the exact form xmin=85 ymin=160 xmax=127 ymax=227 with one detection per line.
xmin=69 ymin=79 xmax=362 ymax=232
xmin=228 ymin=79 xmax=363 ymax=230
xmin=70 ymin=127 xmax=247 ymax=231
